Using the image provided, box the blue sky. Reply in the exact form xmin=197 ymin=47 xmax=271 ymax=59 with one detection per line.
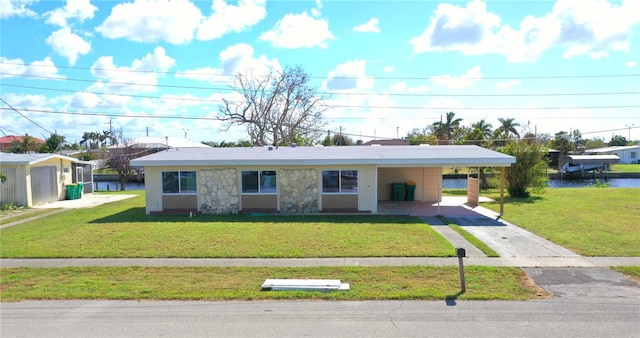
xmin=1 ymin=0 xmax=639 ymax=145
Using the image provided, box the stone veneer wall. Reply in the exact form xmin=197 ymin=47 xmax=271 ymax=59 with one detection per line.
xmin=199 ymin=169 xmax=239 ymax=214
xmin=279 ymin=169 xmax=319 ymax=214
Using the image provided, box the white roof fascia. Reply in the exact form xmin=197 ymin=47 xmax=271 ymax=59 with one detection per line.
xmin=131 ymin=146 xmax=515 ymax=168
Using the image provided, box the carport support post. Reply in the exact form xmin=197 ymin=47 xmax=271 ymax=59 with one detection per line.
xmin=500 ymin=167 xmax=505 ymax=216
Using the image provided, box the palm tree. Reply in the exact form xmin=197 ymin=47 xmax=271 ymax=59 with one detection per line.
xmin=495 ymin=118 xmax=520 ymax=139
xmin=472 ymin=119 xmax=493 ymax=140
xmin=433 ymin=112 xmax=462 ymax=144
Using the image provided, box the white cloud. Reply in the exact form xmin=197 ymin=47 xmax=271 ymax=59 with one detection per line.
xmin=383 ymin=66 xmax=394 ymax=74
xmin=0 ymin=57 xmax=63 ymax=79
xmin=408 ymin=85 xmax=430 ymax=93
xmin=96 ymin=0 xmax=202 ymax=44
xmin=389 ymin=82 xmax=406 ymax=92
xmin=45 ymin=0 xmax=97 ymax=27
xmin=45 ymin=28 xmax=91 ymax=65
xmin=626 ymin=61 xmax=637 ymax=67
xmin=430 ymin=66 xmax=482 ymax=89
xmin=260 ymin=12 xmax=334 ymax=48
xmin=411 ymin=0 xmax=500 ymax=54
xmin=410 ymin=0 xmax=640 ymax=62
xmin=197 ymin=0 xmax=266 ymax=40
xmin=496 ymin=79 xmax=521 ymax=89
xmin=175 ymin=43 xmax=280 ymax=83
xmin=0 ymin=0 xmax=38 ymax=19
xmin=70 ymin=92 xmax=100 ymax=108
xmin=322 ymin=60 xmax=374 ymax=91
xmin=354 ymin=18 xmax=380 ymax=33
xmin=91 ymin=46 xmax=175 ymax=93
xmin=24 ymin=57 xmax=65 ymax=79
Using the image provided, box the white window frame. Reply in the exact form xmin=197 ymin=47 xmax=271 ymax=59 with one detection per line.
xmin=241 ymin=170 xmax=277 ymax=195
xmin=162 ymin=171 xmax=197 ymax=195
xmin=322 ymin=170 xmax=358 ymax=194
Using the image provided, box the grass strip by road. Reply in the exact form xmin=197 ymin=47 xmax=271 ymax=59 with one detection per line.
xmin=612 ymin=267 xmax=640 ymax=285
xmin=438 ymin=218 xmax=500 ymax=257
xmin=0 ymin=266 xmax=547 ymax=302
xmin=481 ymin=188 xmax=639 ymax=257
xmin=0 ymin=193 xmax=453 ymax=258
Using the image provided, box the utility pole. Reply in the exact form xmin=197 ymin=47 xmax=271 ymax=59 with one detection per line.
xmin=626 ymin=124 xmax=634 ymax=141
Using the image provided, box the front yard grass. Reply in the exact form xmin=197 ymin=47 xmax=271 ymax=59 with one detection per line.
xmin=482 ymin=188 xmax=640 ymax=257
xmin=0 ymin=192 xmax=454 ymax=258
xmin=0 ymin=266 xmax=547 ymax=302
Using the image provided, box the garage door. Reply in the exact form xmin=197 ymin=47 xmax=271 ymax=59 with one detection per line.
xmin=31 ymin=166 xmax=58 ymax=206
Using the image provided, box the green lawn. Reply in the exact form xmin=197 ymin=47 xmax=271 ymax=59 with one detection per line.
xmin=611 ymin=164 xmax=640 ymax=173
xmin=482 ymin=188 xmax=640 ymax=256
xmin=0 ymin=266 xmax=546 ymax=302
xmin=0 ymin=193 xmax=454 ymax=258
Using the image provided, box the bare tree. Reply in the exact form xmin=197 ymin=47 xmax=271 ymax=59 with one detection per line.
xmin=106 ymin=129 xmax=145 ymax=191
xmin=217 ymin=65 xmax=329 ymax=145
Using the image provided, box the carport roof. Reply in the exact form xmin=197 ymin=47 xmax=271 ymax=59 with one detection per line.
xmin=131 ymin=145 xmax=516 ymax=167
xmin=0 ymin=153 xmax=82 ymax=165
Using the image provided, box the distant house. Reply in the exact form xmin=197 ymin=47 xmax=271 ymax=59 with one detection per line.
xmin=108 ymin=136 xmax=211 ymax=152
xmin=131 ymin=145 xmax=515 ymax=215
xmin=361 ymin=139 xmax=410 ymax=146
xmin=0 ymin=153 xmax=93 ymax=207
xmin=0 ymin=135 xmax=46 ymax=151
xmin=584 ymin=145 xmax=640 ymax=164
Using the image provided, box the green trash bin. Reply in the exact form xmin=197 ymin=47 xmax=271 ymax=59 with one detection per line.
xmin=391 ymin=183 xmax=404 ymax=201
xmin=66 ymin=184 xmax=79 ymax=200
xmin=405 ymin=182 xmax=416 ymax=201
xmin=77 ymin=183 xmax=84 ymax=199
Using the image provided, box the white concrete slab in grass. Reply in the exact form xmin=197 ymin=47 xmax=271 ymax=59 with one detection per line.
xmin=261 ymin=279 xmax=350 ymax=291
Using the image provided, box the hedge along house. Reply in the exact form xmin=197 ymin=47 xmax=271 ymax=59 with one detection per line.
xmin=130 ymin=145 xmax=515 ymax=215
xmin=0 ymin=153 xmax=94 ymax=207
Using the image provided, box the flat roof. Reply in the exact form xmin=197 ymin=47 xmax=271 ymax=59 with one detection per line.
xmin=584 ymin=145 xmax=640 ymax=153
xmin=564 ymin=154 xmax=620 ymax=165
xmin=0 ymin=153 xmax=82 ymax=165
xmin=131 ymin=145 xmax=516 ymax=167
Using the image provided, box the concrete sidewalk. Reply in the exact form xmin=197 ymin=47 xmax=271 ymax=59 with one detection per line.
xmin=2 ymin=256 xmax=639 ymax=268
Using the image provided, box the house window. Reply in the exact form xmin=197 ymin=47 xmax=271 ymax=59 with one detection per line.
xmin=162 ymin=171 xmax=196 ymax=194
xmin=322 ymin=170 xmax=358 ymax=193
xmin=631 ymin=151 xmax=637 ymax=159
xmin=242 ymin=170 xmax=277 ymax=194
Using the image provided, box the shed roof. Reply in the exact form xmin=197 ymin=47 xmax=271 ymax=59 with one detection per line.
xmin=131 ymin=145 xmax=516 ymax=167
xmin=584 ymin=145 xmax=640 ymax=153
xmin=563 ymin=154 xmax=620 ymax=165
xmin=0 ymin=153 xmax=82 ymax=165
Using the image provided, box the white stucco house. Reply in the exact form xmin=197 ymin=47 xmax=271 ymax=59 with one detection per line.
xmin=130 ymin=145 xmax=515 ymax=215
xmin=584 ymin=145 xmax=640 ymax=164
xmin=0 ymin=153 xmax=93 ymax=207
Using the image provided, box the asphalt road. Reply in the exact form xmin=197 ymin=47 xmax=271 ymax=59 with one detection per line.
xmin=2 ymin=299 xmax=639 ymax=338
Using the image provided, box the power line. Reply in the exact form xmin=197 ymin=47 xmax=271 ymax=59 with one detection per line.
xmin=2 ymin=84 xmax=639 ymax=110
xmin=2 ymin=107 xmax=638 ymax=122
xmin=2 ymin=73 xmax=640 ymax=98
xmin=1 ymin=61 xmax=639 ymax=80
xmin=0 ymin=97 xmax=53 ymax=135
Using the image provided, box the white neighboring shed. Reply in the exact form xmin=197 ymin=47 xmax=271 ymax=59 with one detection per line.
xmin=131 ymin=145 xmax=515 ymax=215
xmin=584 ymin=145 xmax=640 ymax=164
xmin=0 ymin=153 xmax=93 ymax=207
